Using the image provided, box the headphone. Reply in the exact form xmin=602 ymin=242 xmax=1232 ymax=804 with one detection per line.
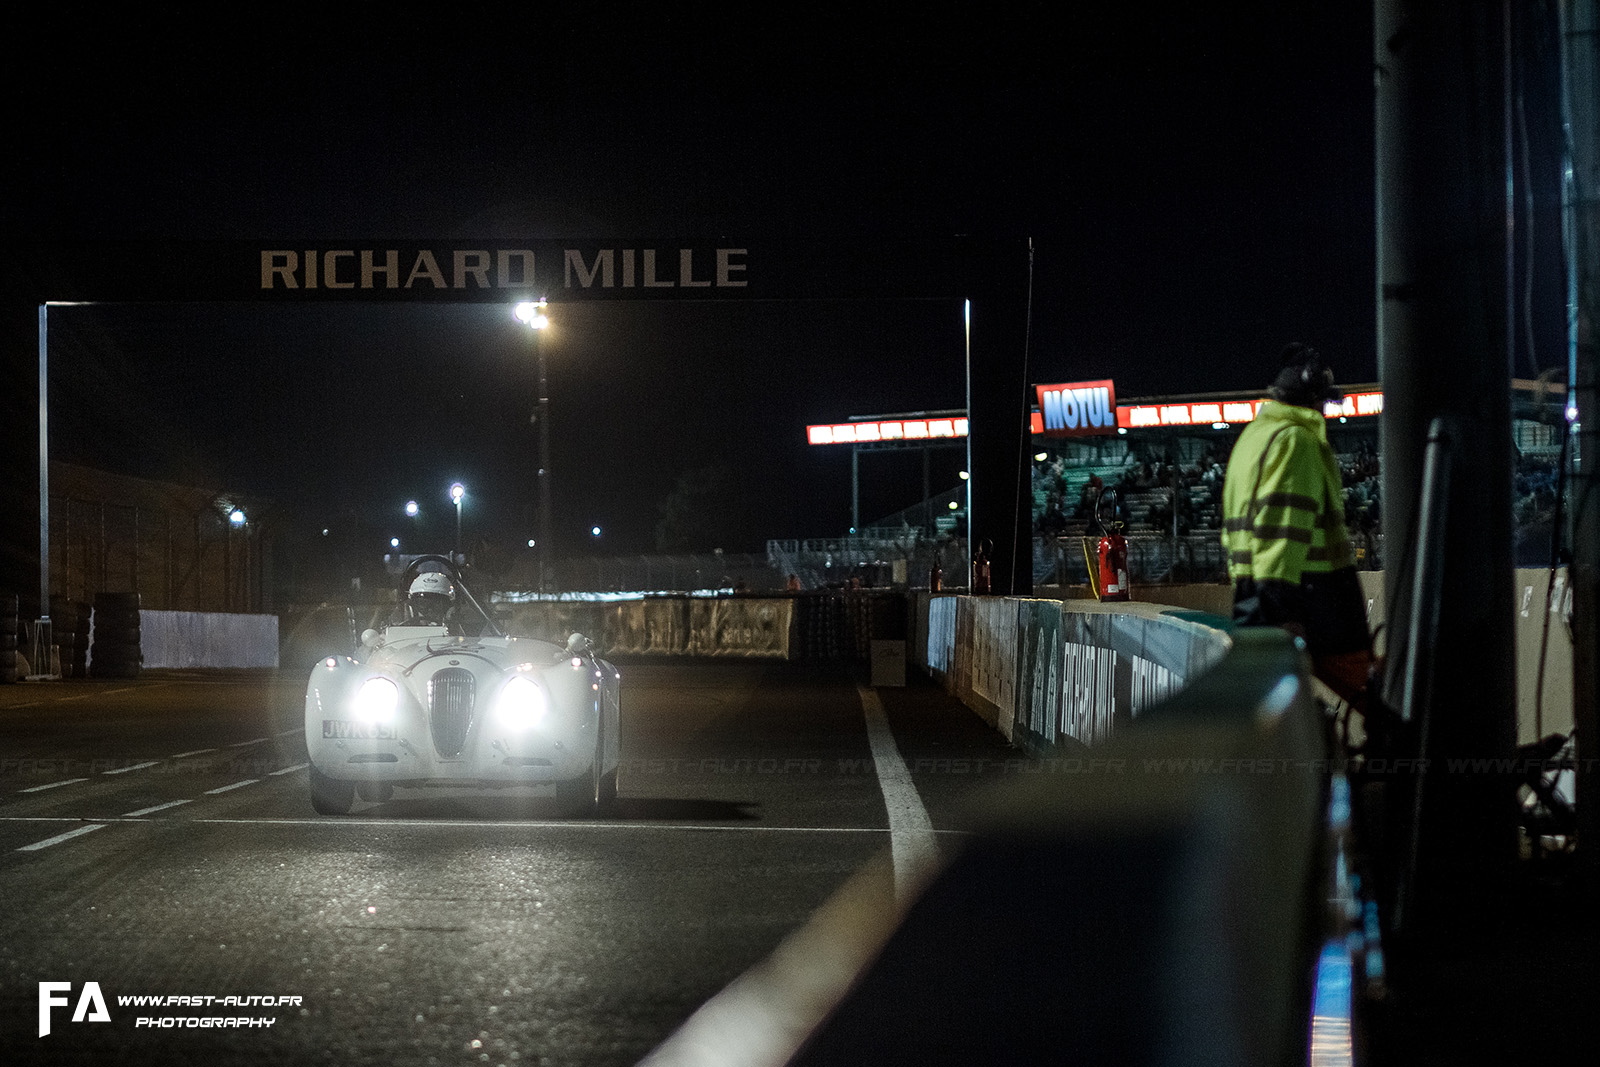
xmin=1281 ymin=342 xmax=1337 ymax=401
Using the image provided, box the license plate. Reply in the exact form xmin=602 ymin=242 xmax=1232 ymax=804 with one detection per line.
xmin=322 ymin=720 xmax=397 ymax=740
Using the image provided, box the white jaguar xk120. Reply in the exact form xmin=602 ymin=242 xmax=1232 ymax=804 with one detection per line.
xmin=303 ymin=555 xmax=621 ymax=815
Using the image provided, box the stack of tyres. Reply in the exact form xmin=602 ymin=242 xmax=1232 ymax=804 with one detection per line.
xmin=70 ymin=600 xmax=91 ymax=677
xmin=850 ymin=594 xmax=874 ymax=661
xmin=49 ymin=596 xmax=88 ymax=679
xmin=90 ymin=592 xmax=143 ymax=679
xmin=1 ymin=594 xmax=17 ymax=683
xmin=802 ymin=594 xmax=844 ymax=660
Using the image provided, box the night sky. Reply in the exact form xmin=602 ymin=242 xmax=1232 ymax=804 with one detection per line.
xmin=4 ymin=4 xmax=1386 ymax=564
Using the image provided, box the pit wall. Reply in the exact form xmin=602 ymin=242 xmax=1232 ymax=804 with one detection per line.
xmin=912 ymin=565 xmax=1574 ymax=753
xmin=913 ymin=593 xmax=1233 ymax=756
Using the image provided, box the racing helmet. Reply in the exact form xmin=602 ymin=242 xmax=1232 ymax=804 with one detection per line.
xmin=407 ymin=570 xmax=455 ymax=623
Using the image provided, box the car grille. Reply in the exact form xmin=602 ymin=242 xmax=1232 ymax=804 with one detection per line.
xmin=428 ymin=668 xmax=476 ymax=758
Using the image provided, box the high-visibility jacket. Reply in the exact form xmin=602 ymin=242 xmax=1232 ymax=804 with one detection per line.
xmin=1221 ymin=400 xmax=1355 ymax=586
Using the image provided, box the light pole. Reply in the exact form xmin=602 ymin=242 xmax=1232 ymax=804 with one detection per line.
xmin=515 ymin=299 xmax=552 ymax=592
xmin=450 ymin=483 xmax=465 ymax=563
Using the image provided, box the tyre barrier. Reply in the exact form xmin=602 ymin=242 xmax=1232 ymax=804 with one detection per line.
xmin=71 ymin=600 xmax=91 ymax=677
xmin=90 ymin=591 xmax=143 ymax=679
xmin=49 ymin=596 xmax=92 ymax=679
xmin=789 ymin=592 xmax=905 ymax=662
xmin=1 ymin=593 xmax=17 ymax=684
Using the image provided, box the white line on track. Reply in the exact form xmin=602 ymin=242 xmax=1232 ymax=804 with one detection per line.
xmin=197 ymin=818 xmax=967 ymax=832
xmin=54 ymin=686 xmax=148 ymax=701
xmin=0 ymin=814 xmax=966 ymax=833
xmin=17 ymin=824 xmax=107 ymax=851
xmin=169 ymin=748 xmax=215 ymax=758
xmin=202 ymin=779 xmax=259 ymax=795
xmin=19 ymin=778 xmax=89 ymax=793
xmin=268 ymin=763 xmax=308 ymax=776
xmin=858 ymin=686 xmax=939 ymax=903
xmin=229 ymin=737 xmax=269 ymax=747
xmin=102 ymin=761 xmax=160 ymax=776
xmin=120 ymin=800 xmax=192 ymax=817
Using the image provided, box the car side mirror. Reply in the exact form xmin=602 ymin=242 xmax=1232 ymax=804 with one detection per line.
xmin=360 ymin=628 xmax=380 ymax=647
xmin=565 ymin=632 xmax=593 ymax=656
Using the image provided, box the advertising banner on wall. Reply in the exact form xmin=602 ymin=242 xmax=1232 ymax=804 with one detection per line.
xmin=1035 ymin=380 xmax=1118 ymax=437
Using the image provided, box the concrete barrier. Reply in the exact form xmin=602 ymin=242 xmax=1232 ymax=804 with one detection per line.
xmin=501 ymin=597 xmax=797 ymax=659
xmin=917 ymin=593 xmax=1233 ymax=755
xmin=132 ymin=610 xmax=280 ymax=669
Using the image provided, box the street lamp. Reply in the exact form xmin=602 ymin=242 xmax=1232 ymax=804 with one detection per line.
xmin=515 ymin=299 xmax=553 ymax=592
xmin=450 ymin=482 xmax=466 ymax=562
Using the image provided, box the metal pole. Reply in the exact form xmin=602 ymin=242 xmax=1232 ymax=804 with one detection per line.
xmin=1374 ymin=0 xmax=1520 ymax=934
xmin=1559 ymin=0 xmax=1600 ymax=885
xmin=537 ymin=330 xmax=553 ymax=594
xmin=851 ymin=446 xmax=860 ymax=534
xmin=922 ymin=445 xmax=932 ymax=534
xmin=1392 ymin=418 xmax=1455 ymax=932
xmin=963 ymin=242 xmax=1035 ymax=597
xmin=37 ymin=305 xmax=50 ymax=639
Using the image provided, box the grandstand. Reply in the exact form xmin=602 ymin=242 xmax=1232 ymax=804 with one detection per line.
xmin=775 ymin=378 xmax=1568 ymax=591
xmin=503 ymin=378 xmax=1566 ymax=596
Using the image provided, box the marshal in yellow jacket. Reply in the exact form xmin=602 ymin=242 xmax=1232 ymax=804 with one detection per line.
xmin=1221 ymin=399 xmax=1369 ymax=655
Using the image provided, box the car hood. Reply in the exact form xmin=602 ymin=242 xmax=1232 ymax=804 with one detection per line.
xmin=362 ymin=633 xmax=566 ymax=673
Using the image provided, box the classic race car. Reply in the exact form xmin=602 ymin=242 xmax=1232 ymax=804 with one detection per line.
xmin=303 ymin=555 xmax=620 ymax=815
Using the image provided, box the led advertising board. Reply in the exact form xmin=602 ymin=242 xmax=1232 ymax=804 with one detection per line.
xmin=805 ymin=416 xmax=968 ymax=446
xmin=807 ymin=390 xmax=1383 ymax=445
xmin=1116 ymin=391 xmax=1383 ymax=429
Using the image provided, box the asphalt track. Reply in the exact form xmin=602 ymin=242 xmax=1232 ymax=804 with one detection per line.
xmin=0 ymin=661 xmax=1018 ymax=1066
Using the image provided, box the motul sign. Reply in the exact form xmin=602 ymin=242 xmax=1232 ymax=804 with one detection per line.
xmin=1035 ymin=380 xmax=1117 ymax=437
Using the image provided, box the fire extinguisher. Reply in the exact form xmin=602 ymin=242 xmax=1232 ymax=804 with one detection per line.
xmin=1095 ymin=489 xmax=1130 ymax=602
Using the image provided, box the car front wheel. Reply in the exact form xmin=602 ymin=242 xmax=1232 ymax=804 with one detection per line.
xmin=309 ymin=765 xmax=356 ymax=815
xmin=557 ymin=715 xmax=616 ymax=816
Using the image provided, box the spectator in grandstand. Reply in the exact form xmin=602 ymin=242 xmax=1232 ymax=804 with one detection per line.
xmin=1038 ymin=495 xmax=1069 ymax=536
xmin=1222 ymin=343 xmax=1374 ymax=707
xmin=1075 ymin=475 xmax=1105 ymax=522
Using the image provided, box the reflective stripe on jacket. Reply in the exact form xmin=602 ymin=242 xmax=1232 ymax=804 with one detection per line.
xmin=1220 ymin=400 xmax=1354 ymax=585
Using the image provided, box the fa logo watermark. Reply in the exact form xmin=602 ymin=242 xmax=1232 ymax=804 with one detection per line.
xmin=38 ymin=981 xmax=110 ymax=1037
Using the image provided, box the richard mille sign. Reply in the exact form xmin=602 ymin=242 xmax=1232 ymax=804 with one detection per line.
xmin=24 ymin=236 xmax=1020 ymax=303
xmin=259 ymin=246 xmax=748 ymax=292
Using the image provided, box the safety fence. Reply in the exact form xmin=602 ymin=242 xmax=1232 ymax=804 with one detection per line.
xmin=1037 ymin=532 xmax=1385 ymax=586
xmin=48 ymin=462 xmax=271 ymax=614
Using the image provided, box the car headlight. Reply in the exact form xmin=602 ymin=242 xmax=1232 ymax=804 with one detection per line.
xmin=353 ymin=677 xmax=399 ymax=723
xmin=496 ymin=675 xmax=548 ymax=730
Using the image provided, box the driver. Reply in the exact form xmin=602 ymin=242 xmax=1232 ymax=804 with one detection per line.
xmin=404 ymin=570 xmax=457 ymax=627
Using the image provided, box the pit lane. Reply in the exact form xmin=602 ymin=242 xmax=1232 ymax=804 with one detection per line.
xmin=0 ymin=662 xmax=1014 ymax=1066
